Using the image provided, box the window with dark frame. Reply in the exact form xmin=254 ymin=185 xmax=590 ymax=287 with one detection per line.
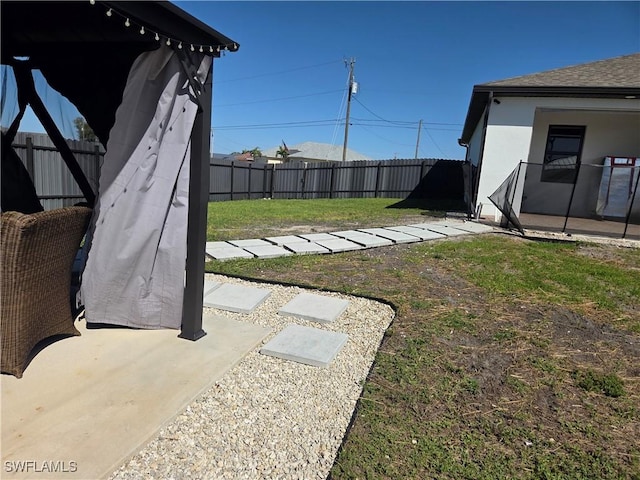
xmin=541 ymin=125 xmax=586 ymax=183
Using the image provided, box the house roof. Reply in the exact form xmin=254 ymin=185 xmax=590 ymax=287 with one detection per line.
xmin=459 ymin=53 xmax=640 ymax=144
xmin=264 ymin=141 xmax=372 ymax=162
xmin=483 ymin=53 xmax=640 ymax=89
xmin=1 ymin=1 xmax=239 ymax=145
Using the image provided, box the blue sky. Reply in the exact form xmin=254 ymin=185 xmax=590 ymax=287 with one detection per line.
xmin=16 ymin=1 xmax=640 ymax=160
xmin=177 ymin=0 xmax=639 ymax=160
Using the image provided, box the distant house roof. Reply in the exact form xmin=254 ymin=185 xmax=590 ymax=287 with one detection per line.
xmin=263 ymin=141 xmax=372 ymax=162
xmin=459 ymin=53 xmax=640 ymax=144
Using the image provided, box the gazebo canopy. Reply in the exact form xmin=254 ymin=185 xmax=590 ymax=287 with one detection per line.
xmin=1 ymin=0 xmax=238 ymax=145
xmin=1 ymin=1 xmax=240 ymax=342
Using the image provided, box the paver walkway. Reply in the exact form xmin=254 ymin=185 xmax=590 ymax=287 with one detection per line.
xmin=205 ymin=219 xmax=494 ymax=261
xmin=202 ymin=219 xmax=495 ymax=368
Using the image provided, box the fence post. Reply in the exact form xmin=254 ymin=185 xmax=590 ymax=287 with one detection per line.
xmin=26 ymin=136 xmax=35 ymax=179
xmin=562 ymin=163 xmax=582 ymax=233
xmin=622 ymin=165 xmax=640 ymax=239
xmin=329 ymin=163 xmax=336 ymax=199
xmin=248 ymin=162 xmax=252 ymax=200
xmin=262 ymin=164 xmax=268 ymax=198
xmin=301 ymin=162 xmax=307 ymax=199
xmin=374 ymin=162 xmax=382 ymax=198
xmin=230 ymin=161 xmax=234 ymax=201
xmin=270 ymin=163 xmax=276 ymax=198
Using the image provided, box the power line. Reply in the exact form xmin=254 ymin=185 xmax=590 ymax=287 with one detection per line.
xmin=357 ymin=124 xmax=414 ymax=147
xmin=422 ymin=128 xmax=449 ymax=159
xmin=212 ymin=119 xmax=461 ymax=131
xmin=213 ymin=59 xmax=343 ymax=84
xmin=213 ymin=119 xmax=342 ymax=130
xmin=352 ymin=97 xmax=416 ymax=125
xmin=329 ymin=69 xmax=350 ymax=154
xmin=351 ymin=117 xmax=462 ymax=127
xmin=214 ymin=89 xmax=343 ymax=107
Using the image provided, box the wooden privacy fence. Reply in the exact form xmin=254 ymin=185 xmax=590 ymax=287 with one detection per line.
xmin=11 ymin=133 xmax=103 ymax=210
xmin=209 ymin=158 xmax=466 ymax=202
xmin=11 ymin=134 xmax=466 ymax=206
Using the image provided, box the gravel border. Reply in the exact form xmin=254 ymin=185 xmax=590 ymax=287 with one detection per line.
xmin=109 ymin=274 xmax=395 ymax=480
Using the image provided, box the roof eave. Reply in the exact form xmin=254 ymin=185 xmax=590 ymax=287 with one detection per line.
xmin=459 ymin=85 xmax=640 ymax=144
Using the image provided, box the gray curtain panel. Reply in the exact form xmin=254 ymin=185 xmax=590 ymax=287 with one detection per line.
xmin=81 ymin=45 xmax=212 ymax=329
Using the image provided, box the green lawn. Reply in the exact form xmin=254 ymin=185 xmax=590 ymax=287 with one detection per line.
xmin=204 ymin=199 xmax=640 ymax=479
xmin=206 ymin=197 xmax=457 ymax=241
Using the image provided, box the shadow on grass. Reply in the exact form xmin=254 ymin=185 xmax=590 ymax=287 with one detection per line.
xmin=386 ymin=197 xmax=467 ymax=214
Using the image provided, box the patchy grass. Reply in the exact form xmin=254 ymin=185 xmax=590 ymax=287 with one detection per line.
xmin=205 ymin=211 xmax=640 ymax=480
xmin=415 ymin=237 xmax=640 ymax=333
xmin=573 ymin=370 xmax=626 ymax=398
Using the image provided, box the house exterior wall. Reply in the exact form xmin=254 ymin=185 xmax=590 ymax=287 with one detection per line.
xmin=475 ymin=97 xmax=536 ymax=219
xmin=466 ymin=110 xmax=485 ymax=167
xmin=473 ymin=96 xmax=640 ymax=218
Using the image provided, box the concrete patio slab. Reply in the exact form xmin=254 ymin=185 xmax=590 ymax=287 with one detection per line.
xmin=228 ymin=238 xmax=273 ymax=248
xmin=299 ymin=232 xmax=340 ymax=242
xmin=387 ymin=225 xmax=447 ymax=240
xmin=314 ymin=238 xmax=363 ymax=253
xmin=265 ymin=235 xmax=308 ymax=246
xmin=1 ymin=314 xmax=271 ymax=480
xmin=260 ymin=324 xmax=349 ymax=367
xmin=358 ymin=227 xmax=421 ymax=244
xmin=205 ymin=246 xmax=254 ymax=261
xmin=332 ymin=230 xmax=394 ymax=248
xmin=243 ymin=244 xmax=293 ymax=259
xmin=284 ymin=242 xmax=331 ymax=255
xmin=278 ymin=292 xmax=350 ymax=323
xmin=204 ymin=283 xmax=271 ymax=313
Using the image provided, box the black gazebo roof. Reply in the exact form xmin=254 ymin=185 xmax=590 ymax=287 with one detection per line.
xmin=1 ymin=0 xmax=239 ymax=145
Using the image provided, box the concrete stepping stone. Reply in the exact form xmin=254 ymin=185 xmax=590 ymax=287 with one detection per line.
xmin=278 ymin=292 xmax=350 ymax=323
xmin=314 ymin=238 xmax=363 ymax=253
xmin=203 ymin=280 xmax=221 ymax=298
xmin=205 ymin=245 xmax=254 ymax=260
xmin=446 ymin=222 xmax=494 ymax=234
xmin=206 ymin=241 xmax=233 ymax=249
xmin=413 ymin=223 xmax=469 ymax=236
xmin=299 ymin=232 xmax=340 ymax=242
xmin=284 ymin=242 xmax=331 ymax=255
xmin=260 ymin=324 xmax=349 ymax=367
xmin=332 ymin=230 xmax=393 ymax=248
xmin=358 ymin=227 xmax=421 ymax=244
xmin=243 ymin=244 xmax=292 ymax=259
xmin=204 ymin=283 xmax=271 ymax=313
xmin=387 ymin=225 xmax=446 ymax=240
xmin=228 ymin=239 xmax=273 ymax=248
xmin=265 ymin=235 xmax=308 ymax=246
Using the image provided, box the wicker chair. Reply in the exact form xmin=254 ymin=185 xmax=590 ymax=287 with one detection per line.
xmin=1 ymin=206 xmax=92 ymax=378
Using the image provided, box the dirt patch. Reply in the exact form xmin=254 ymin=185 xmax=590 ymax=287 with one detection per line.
xmin=213 ymin=213 xmax=443 ymax=241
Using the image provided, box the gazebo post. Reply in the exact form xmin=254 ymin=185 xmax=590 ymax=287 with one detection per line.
xmin=179 ymin=63 xmax=213 ymax=341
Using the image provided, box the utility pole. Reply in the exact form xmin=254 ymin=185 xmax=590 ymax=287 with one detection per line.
xmin=342 ymin=57 xmax=355 ymax=162
xmin=414 ymin=119 xmax=422 ymax=159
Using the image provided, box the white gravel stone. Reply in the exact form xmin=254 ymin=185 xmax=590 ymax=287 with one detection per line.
xmin=109 ymin=274 xmax=395 ymax=480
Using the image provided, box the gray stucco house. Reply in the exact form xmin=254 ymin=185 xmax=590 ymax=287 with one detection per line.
xmin=459 ymin=53 xmax=640 ymax=225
